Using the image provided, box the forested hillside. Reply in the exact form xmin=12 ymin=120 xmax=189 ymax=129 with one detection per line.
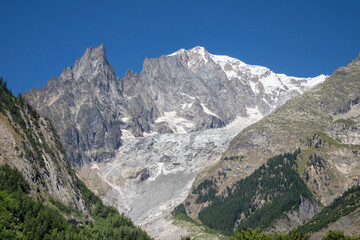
xmin=196 ymin=150 xmax=317 ymax=233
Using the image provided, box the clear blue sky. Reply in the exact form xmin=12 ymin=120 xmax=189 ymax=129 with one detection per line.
xmin=1 ymin=0 xmax=359 ymax=95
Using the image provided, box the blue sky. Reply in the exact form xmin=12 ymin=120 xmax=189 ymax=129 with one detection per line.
xmin=1 ymin=0 xmax=360 ymax=95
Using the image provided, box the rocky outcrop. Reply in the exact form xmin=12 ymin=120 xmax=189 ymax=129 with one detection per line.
xmin=271 ymin=196 xmax=321 ymax=232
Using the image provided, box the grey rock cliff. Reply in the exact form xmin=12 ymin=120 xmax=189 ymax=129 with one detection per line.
xmin=24 ymin=45 xmax=326 ymax=167
xmin=24 ymin=45 xmax=126 ymax=165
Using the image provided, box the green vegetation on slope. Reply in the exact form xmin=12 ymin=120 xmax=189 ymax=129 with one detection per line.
xmin=172 ymin=204 xmax=197 ymax=224
xmin=321 ymin=230 xmax=360 ymax=240
xmin=198 ymin=150 xmax=314 ymax=233
xmin=192 ymin=179 xmax=218 ymax=204
xmin=0 ymin=164 xmax=79 ymax=240
xmin=172 ymin=203 xmax=226 ymax=238
xmin=0 ymin=77 xmax=72 ymax=187
xmin=227 ymin=228 xmax=359 ymax=240
xmin=0 ymin=164 xmax=152 ymax=240
xmin=297 ymin=185 xmax=360 ymax=234
xmin=229 ymin=227 xmax=307 ymax=240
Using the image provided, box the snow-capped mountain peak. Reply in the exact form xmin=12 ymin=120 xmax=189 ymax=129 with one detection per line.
xmin=169 ymin=46 xmax=327 ymax=99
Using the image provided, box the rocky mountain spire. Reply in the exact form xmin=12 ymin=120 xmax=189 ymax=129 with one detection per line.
xmin=66 ymin=44 xmax=115 ymax=81
xmin=75 ymin=44 xmax=107 ymax=67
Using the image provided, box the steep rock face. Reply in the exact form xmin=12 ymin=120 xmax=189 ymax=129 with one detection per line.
xmin=185 ymin=53 xmax=360 ymax=231
xmin=24 ymin=45 xmax=127 ymax=165
xmin=24 ymin=45 xmax=326 ymax=166
xmin=296 ymin=185 xmax=360 ymax=238
xmin=0 ymin=85 xmax=86 ymax=212
xmin=271 ymin=196 xmax=321 ymax=232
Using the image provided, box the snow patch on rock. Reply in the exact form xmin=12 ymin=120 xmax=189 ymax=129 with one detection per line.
xmin=201 ymin=103 xmax=220 ymax=118
xmin=155 ymin=111 xmax=194 ymax=134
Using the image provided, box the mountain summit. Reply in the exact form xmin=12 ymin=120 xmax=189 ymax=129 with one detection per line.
xmin=72 ymin=44 xmax=112 ymax=80
xmin=170 ymin=46 xmax=327 ymax=98
xmin=24 ymin=45 xmax=327 ymax=166
xmin=24 ymin=44 xmax=123 ymax=165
